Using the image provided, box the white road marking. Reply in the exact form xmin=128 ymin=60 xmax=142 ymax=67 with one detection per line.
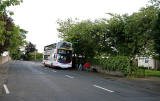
xmin=3 ymin=84 xmax=10 ymax=94
xmin=65 ymin=75 xmax=74 ymax=79
xmin=93 ymin=85 xmax=114 ymax=93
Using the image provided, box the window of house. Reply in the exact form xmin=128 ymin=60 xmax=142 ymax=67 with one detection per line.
xmin=145 ymin=58 xmax=149 ymax=63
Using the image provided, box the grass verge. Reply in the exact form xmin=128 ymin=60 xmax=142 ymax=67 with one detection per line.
xmin=145 ymin=70 xmax=160 ymax=77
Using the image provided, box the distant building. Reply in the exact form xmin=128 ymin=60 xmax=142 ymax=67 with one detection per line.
xmin=137 ymin=57 xmax=159 ymax=70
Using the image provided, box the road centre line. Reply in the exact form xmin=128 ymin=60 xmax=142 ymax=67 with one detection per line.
xmin=3 ymin=84 xmax=10 ymax=94
xmin=65 ymin=75 xmax=74 ymax=79
xmin=93 ymin=85 xmax=114 ymax=93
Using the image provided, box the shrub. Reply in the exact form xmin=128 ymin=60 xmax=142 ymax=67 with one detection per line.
xmin=88 ymin=56 xmax=146 ymax=77
xmin=99 ymin=56 xmax=133 ymax=76
xmin=86 ymin=58 xmax=100 ymax=66
xmin=157 ymin=67 xmax=160 ymax=71
xmin=130 ymin=66 xmax=146 ymax=78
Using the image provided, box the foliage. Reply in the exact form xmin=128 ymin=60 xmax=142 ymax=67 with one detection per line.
xmin=24 ymin=52 xmax=42 ymax=61
xmin=0 ymin=0 xmax=26 ymax=56
xmin=149 ymin=0 xmax=160 ymax=8
xmin=152 ymin=12 xmax=160 ymax=59
xmin=124 ymin=6 xmax=157 ymax=57
xmin=130 ymin=66 xmax=146 ymax=78
xmin=86 ymin=58 xmax=100 ymax=66
xmin=0 ymin=0 xmax=22 ymax=13
xmin=25 ymin=42 xmax=36 ymax=54
xmin=23 ymin=42 xmax=37 ymax=61
xmin=57 ymin=0 xmax=160 ymax=76
xmin=98 ymin=56 xmax=147 ymax=77
xmin=157 ymin=66 xmax=160 ymax=71
xmin=104 ymin=5 xmax=159 ymax=58
xmin=10 ymin=48 xmax=23 ymax=60
xmin=99 ymin=56 xmax=133 ymax=76
xmin=57 ymin=19 xmax=107 ymax=58
xmin=36 ymin=52 xmax=43 ymax=61
xmin=57 ymin=4 xmax=160 ymax=59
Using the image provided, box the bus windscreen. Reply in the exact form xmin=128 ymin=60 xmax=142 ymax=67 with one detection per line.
xmin=57 ymin=49 xmax=72 ymax=63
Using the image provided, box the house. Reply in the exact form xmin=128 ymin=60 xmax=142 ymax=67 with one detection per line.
xmin=137 ymin=56 xmax=159 ymax=70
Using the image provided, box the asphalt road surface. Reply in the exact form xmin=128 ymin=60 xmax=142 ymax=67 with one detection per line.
xmin=0 ymin=61 xmax=160 ymax=101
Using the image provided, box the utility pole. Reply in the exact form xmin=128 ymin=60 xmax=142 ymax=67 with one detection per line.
xmin=35 ymin=50 xmax=37 ymax=61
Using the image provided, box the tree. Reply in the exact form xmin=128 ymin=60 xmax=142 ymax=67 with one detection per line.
xmin=103 ymin=14 xmax=127 ymax=56
xmin=23 ymin=42 xmax=37 ymax=61
xmin=124 ymin=6 xmax=157 ymax=57
xmin=25 ymin=42 xmax=36 ymax=54
xmin=0 ymin=0 xmax=26 ymax=55
xmin=57 ymin=19 xmax=107 ymax=58
xmin=10 ymin=48 xmax=23 ymax=60
xmin=57 ymin=0 xmax=160 ymax=60
xmin=152 ymin=12 xmax=160 ymax=59
xmin=103 ymin=5 xmax=159 ymax=58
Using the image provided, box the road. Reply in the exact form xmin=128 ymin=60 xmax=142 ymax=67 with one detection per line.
xmin=0 ymin=61 xmax=160 ymax=101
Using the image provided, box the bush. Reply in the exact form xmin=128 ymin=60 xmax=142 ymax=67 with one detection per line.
xmin=131 ymin=66 xmax=146 ymax=78
xmin=86 ymin=58 xmax=100 ymax=66
xmin=88 ymin=56 xmax=146 ymax=77
xmin=23 ymin=52 xmax=43 ymax=61
xmin=99 ymin=56 xmax=132 ymax=76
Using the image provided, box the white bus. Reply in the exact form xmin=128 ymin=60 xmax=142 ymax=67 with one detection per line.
xmin=43 ymin=42 xmax=72 ymax=69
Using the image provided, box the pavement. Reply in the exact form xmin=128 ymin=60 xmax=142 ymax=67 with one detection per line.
xmin=0 ymin=61 xmax=160 ymax=101
xmin=0 ymin=62 xmax=10 ymax=95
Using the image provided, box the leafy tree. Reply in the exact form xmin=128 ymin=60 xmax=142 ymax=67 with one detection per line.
xmin=57 ymin=0 xmax=160 ymax=60
xmin=149 ymin=0 xmax=160 ymax=8
xmin=10 ymin=48 xmax=23 ymax=60
xmin=149 ymin=0 xmax=160 ymax=59
xmin=103 ymin=14 xmax=127 ymax=56
xmin=103 ymin=5 xmax=159 ymax=58
xmin=25 ymin=42 xmax=36 ymax=54
xmin=0 ymin=0 xmax=26 ymax=55
xmin=24 ymin=52 xmax=42 ymax=61
xmin=36 ymin=52 xmax=43 ymax=61
xmin=57 ymin=19 xmax=107 ymax=58
xmin=23 ymin=42 xmax=38 ymax=61
xmin=0 ymin=0 xmax=22 ymax=15
xmin=152 ymin=12 xmax=160 ymax=59
xmin=124 ymin=6 xmax=158 ymax=57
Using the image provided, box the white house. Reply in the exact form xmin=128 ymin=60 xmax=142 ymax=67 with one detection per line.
xmin=137 ymin=56 xmax=159 ymax=70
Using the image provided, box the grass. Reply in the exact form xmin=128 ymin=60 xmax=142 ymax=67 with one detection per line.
xmin=145 ymin=70 xmax=160 ymax=77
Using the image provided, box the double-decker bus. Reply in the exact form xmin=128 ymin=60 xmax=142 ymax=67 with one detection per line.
xmin=43 ymin=42 xmax=72 ymax=69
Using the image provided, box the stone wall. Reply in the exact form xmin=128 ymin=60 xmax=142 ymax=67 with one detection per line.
xmin=0 ymin=62 xmax=10 ymax=95
xmin=91 ymin=65 xmax=124 ymax=77
xmin=0 ymin=56 xmax=11 ymax=64
xmin=0 ymin=56 xmax=10 ymax=95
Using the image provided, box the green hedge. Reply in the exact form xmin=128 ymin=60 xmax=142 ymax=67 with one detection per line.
xmin=99 ymin=56 xmax=133 ymax=76
xmin=157 ymin=67 xmax=160 ymax=71
xmin=88 ymin=56 xmax=146 ymax=77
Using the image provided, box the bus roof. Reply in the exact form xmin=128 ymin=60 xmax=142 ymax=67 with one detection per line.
xmin=44 ymin=41 xmax=72 ymax=51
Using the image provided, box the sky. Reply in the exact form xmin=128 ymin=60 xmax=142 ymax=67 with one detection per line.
xmin=9 ymin=0 xmax=149 ymax=52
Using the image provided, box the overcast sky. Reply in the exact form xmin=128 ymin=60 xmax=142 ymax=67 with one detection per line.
xmin=9 ymin=0 xmax=149 ymax=52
